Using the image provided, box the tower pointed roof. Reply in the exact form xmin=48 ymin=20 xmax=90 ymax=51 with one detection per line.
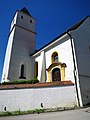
xmin=20 ymin=7 xmax=31 ymax=16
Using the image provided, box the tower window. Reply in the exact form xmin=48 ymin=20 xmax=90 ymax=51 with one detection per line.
xmin=89 ymin=46 xmax=90 ymax=51
xmin=21 ymin=15 xmax=23 ymax=19
xmin=30 ymin=20 xmax=32 ymax=23
xmin=19 ymin=64 xmax=26 ymax=79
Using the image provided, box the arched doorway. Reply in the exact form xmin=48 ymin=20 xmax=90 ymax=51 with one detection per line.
xmin=52 ymin=68 xmax=61 ymax=81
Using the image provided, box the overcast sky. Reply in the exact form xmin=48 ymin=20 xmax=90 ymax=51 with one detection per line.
xmin=0 ymin=0 xmax=90 ymax=80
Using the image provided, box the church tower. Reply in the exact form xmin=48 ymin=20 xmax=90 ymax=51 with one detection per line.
xmin=1 ymin=7 xmax=36 ymax=82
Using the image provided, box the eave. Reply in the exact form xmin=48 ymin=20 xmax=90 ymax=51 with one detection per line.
xmin=31 ymin=16 xmax=89 ymax=57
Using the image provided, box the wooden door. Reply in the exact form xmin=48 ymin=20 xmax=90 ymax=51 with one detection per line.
xmin=52 ymin=68 xmax=61 ymax=81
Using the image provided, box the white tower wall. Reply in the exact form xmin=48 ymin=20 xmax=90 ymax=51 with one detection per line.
xmin=1 ymin=8 xmax=36 ymax=82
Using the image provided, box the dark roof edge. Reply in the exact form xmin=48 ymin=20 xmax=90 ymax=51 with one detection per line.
xmin=20 ymin=7 xmax=31 ymax=16
xmin=18 ymin=10 xmax=36 ymax=20
xmin=31 ymin=32 xmax=67 ymax=56
xmin=31 ymin=15 xmax=89 ymax=56
xmin=67 ymin=15 xmax=89 ymax=32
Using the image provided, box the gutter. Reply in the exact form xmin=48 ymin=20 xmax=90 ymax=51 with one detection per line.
xmin=67 ymin=32 xmax=82 ymax=107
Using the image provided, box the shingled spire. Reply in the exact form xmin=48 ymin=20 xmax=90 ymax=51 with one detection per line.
xmin=20 ymin=7 xmax=31 ymax=16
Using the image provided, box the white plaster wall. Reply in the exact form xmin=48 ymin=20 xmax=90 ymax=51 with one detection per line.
xmin=35 ymin=54 xmax=42 ymax=81
xmin=33 ymin=36 xmax=75 ymax=83
xmin=79 ymin=76 xmax=90 ymax=105
xmin=39 ymin=51 xmax=46 ymax=82
xmin=17 ymin=11 xmax=36 ymax=32
xmin=2 ymin=10 xmax=36 ymax=81
xmin=71 ymin=17 xmax=90 ymax=76
xmin=34 ymin=51 xmax=47 ymax=82
xmin=8 ymin=27 xmax=36 ymax=80
xmin=0 ymin=85 xmax=76 ymax=112
xmin=45 ymin=38 xmax=75 ymax=82
xmin=1 ymin=27 xmax=16 ymax=82
xmin=70 ymin=17 xmax=90 ymax=106
xmin=10 ymin=12 xmax=18 ymax=31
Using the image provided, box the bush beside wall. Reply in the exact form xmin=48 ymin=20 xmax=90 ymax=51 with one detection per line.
xmin=1 ymin=78 xmax=39 ymax=85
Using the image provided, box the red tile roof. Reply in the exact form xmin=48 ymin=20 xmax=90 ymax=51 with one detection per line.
xmin=0 ymin=81 xmax=74 ymax=90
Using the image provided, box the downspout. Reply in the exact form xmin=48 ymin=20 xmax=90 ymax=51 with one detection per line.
xmin=67 ymin=32 xmax=83 ymax=107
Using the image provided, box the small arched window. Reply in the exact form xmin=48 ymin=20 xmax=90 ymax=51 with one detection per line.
xmin=21 ymin=15 xmax=23 ymax=19
xmin=34 ymin=61 xmax=38 ymax=78
xmin=51 ymin=52 xmax=58 ymax=63
xmin=30 ymin=20 xmax=32 ymax=23
xmin=19 ymin=64 xmax=26 ymax=79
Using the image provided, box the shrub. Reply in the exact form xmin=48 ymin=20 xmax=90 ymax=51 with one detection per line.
xmin=2 ymin=78 xmax=39 ymax=85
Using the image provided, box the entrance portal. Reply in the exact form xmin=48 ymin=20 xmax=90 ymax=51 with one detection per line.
xmin=52 ymin=68 xmax=61 ymax=81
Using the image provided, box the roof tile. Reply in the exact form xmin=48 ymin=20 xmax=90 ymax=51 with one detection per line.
xmin=0 ymin=81 xmax=74 ymax=90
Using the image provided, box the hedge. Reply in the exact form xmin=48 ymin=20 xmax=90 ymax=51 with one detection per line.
xmin=1 ymin=78 xmax=39 ymax=85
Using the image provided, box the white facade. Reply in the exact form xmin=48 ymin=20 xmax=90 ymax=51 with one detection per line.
xmin=0 ymin=85 xmax=76 ymax=112
xmin=32 ymin=35 xmax=75 ymax=83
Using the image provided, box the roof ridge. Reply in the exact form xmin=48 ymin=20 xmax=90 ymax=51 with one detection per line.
xmin=67 ymin=15 xmax=89 ymax=32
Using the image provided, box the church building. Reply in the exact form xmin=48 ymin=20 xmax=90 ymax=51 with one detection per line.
xmin=1 ymin=7 xmax=90 ymax=107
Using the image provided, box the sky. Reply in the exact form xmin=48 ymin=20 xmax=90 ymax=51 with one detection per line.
xmin=0 ymin=0 xmax=90 ymax=80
